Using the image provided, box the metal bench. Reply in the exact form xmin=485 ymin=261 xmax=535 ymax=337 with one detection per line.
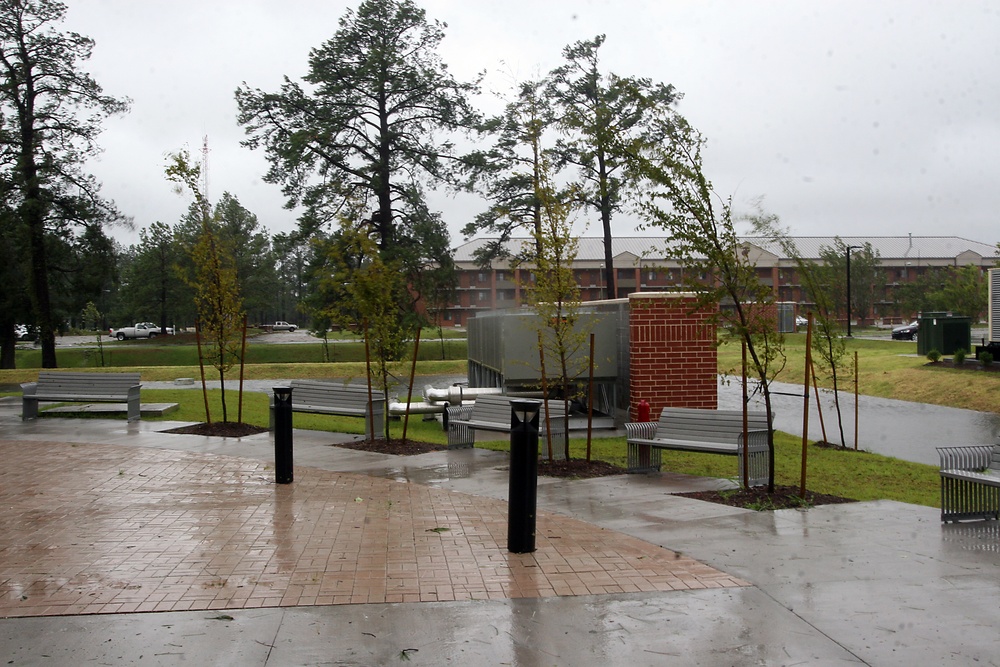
xmin=21 ymin=371 xmax=142 ymax=422
xmin=445 ymin=394 xmax=567 ymax=449
xmin=268 ymin=380 xmax=386 ymax=439
xmin=938 ymin=445 xmax=1000 ymax=522
xmin=625 ymin=406 xmax=771 ymax=487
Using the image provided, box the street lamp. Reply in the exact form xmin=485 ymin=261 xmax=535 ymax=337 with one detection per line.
xmin=846 ymin=245 xmax=860 ymax=337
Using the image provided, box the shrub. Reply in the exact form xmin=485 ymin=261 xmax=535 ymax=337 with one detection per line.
xmin=981 ymin=351 xmax=994 ymax=367
xmin=953 ymin=348 xmax=967 ymax=365
xmin=926 ymin=349 xmax=941 ymax=362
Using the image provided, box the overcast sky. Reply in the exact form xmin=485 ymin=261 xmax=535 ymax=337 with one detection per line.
xmin=65 ymin=0 xmax=1000 ymax=249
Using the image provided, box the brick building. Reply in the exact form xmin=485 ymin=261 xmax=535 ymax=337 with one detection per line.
xmin=442 ymin=235 xmax=999 ymax=327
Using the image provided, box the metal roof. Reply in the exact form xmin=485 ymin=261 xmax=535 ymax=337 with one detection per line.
xmin=453 ymin=235 xmax=999 ymax=263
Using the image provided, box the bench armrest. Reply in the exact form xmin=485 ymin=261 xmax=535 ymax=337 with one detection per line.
xmin=938 ymin=445 xmax=994 ymax=472
xmin=624 ymin=421 xmax=658 ymax=441
xmin=738 ymin=428 xmax=770 ymax=450
xmin=446 ymin=404 xmax=474 ymax=422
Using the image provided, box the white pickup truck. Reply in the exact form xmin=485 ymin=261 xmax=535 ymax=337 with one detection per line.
xmin=271 ymin=321 xmax=297 ymax=332
xmin=110 ymin=322 xmax=173 ymax=340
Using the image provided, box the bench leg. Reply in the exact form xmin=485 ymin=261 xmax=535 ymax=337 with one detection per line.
xmin=540 ymin=428 xmax=569 ymax=461
xmin=941 ymin=476 xmax=1000 ymax=522
xmin=366 ymin=407 xmax=386 ymax=440
xmin=448 ymin=422 xmax=474 ymax=449
xmin=627 ymin=442 xmax=661 ymax=473
xmin=127 ymin=396 xmax=141 ymax=422
xmin=636 ymin=443 xmax=651 ymax=469
xmin=739 ymin=447 xmax=770 ymax=488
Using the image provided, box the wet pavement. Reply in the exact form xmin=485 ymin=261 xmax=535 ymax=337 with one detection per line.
xmin=719 ymin=377 xmax=1000 ymax=466
xmin=2 ymin=394 xmax=1000 ymax=665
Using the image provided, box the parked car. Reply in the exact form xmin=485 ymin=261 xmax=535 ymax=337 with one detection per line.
xmin=271 ymin=321 xmax=297 ymax=332
xmin=109 ymin=322 xmax=173 ymax=340
xmin=795 ymin=315 xmax=808 ymax=327
xmin=891 ymin=321 xmax=919 ymax=341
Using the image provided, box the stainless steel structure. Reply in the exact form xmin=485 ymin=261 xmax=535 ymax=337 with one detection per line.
xmin=466 ymin=300 xmax=630 ymax=424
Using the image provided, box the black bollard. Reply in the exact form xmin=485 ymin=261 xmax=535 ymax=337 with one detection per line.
xmin=508 ymin=399 xmax=541 ymax=553
xmin=273 ymin=386 xmax=294 ymax=484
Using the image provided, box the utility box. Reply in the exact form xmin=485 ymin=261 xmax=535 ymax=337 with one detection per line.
xmin=917 ymin=312 xmax=972 ymax=356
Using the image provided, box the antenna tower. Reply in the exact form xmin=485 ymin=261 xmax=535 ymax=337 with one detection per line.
xmin=200 ymin=136 xmax=211 ymax=211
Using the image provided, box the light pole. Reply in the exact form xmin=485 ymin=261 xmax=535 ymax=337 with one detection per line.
xmin=846 ymin=245 xmax=860 ymax=337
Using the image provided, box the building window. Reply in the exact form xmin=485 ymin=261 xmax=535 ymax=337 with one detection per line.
xmin=648 ymin=271 xmax=657 ymax=281
xmin=497 ymin=271 xmax=505 ymax=281
xmin=478 ymin=291 xmax=488 ymax=302
xmin=477 ymin=272 xmax=486 ymax=283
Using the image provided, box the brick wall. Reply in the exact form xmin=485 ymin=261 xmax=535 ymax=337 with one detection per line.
xmin=629 ymin=292 xmax=717 ymax=419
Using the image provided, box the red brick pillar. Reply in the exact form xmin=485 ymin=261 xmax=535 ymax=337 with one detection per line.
xmin=629 ymin=292 xmax=717 ymax=420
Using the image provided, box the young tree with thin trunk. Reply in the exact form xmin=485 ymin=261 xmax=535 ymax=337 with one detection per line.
xmin=636 ymin=113 xmax=785 ymax=491
xmin=166 ymin=151 xmax=246 ymax=424
xmin=310 ymin=219 xmax=411 ymax=441
xmin=520 ymin=163 xmax=588 ymax=461
xmin=756 ymin=216 xmax=850 ymax=447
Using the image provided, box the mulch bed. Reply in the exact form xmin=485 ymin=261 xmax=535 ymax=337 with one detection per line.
xmin=336 ymin=438 xmax=447 ymax=456
xmin=536 ymin=458 xmax=626 ymax=478
xmin=674 ymin=485 xmax=856 ymax=510
xmin=813 ymin=441 xmax=866 ymax=451
xmin=161 ymin=422 xmax=269 ymax=437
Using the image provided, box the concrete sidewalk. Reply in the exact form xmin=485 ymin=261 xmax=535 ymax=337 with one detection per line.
xmin=1 ymin=397 xmax=999 ymax=665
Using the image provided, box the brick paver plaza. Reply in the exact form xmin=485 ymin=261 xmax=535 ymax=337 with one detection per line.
xmin=0 ymin=439 xmax=747 ymax=617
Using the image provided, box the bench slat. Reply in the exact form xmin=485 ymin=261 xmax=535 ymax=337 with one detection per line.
xmin=628 ymin=437 xmax=742 ymax=455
